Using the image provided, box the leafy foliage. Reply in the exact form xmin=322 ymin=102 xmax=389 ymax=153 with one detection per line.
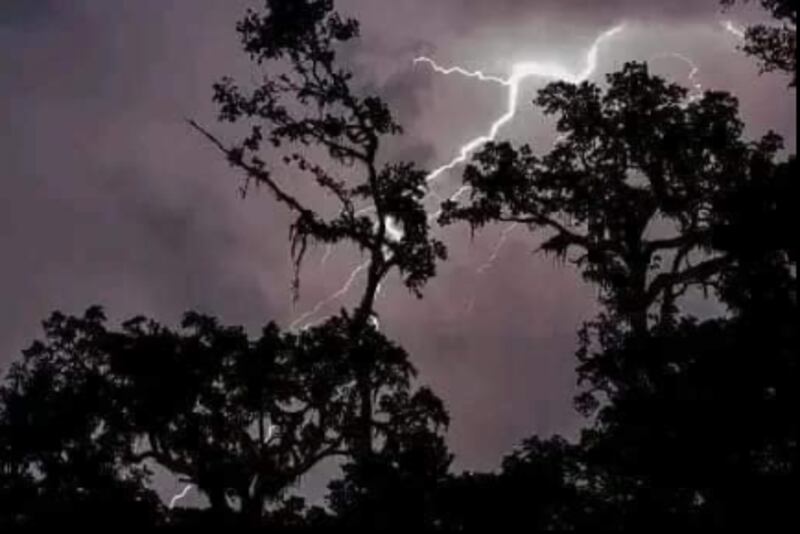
xmin=722 ymin=0 xmax=796 ymax=86
xmin=197 ymin=0 xmax=445 ymax=301
xmin=0 ymin=309 xmax=449 ymax=527
xmin=442 ymin=62 xmax=786 ymax=336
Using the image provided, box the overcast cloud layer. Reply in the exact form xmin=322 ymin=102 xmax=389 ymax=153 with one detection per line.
xmin=1 ymin=0 xmax=795 ymax=503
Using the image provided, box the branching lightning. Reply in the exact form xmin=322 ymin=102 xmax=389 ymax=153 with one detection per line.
xmin=289 ymin=24 xmax=625 ymax=330
xmin=412 ymin=57 xmax=510 ymax=85
xmin=466 ymin=49 xmax=706 ymax=290
xmin=163 ymin=20 xmax=749 ymax=514
xmin=289 ymin=19 xmax=747 ymax=326
xmin=419 ymin=24 xmax=625 ymax=188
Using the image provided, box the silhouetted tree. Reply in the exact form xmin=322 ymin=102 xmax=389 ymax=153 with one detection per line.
xmin=0 ymin=308 xmax=449 ymax=528
xmin=722 ymin=0 xmax=796 ymax=86
xmin=442 ymin=60 xmax=797 ymax=529
xmin=3 ymin=2 xmax=796 ymax=531
xmin=192 ymin=0 xmax=446 ymax=473
xmin=583 ymin=316 xmax=797 ymax=529
xmin=326 ymin=383 xmax=451 ymax=531
xmin=434 ymin=436 xmax=601 ymax=531
xmin=4 ymin=1 xmax=451 ymax=528
xmin=111 ymin=311 xmax=353 ymax=524
xmin=566 ymin=97 xmax=797 ymax=528
xmin=442 ymin=62 xmax=785 ymax=338
xmin=0 ymin=308 xmax=164 ymax=528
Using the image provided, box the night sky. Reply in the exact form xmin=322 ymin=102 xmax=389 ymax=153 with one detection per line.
xmin=1 ymin=0 xmax=795 ymax=503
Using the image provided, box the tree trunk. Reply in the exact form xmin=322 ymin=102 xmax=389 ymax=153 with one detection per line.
xmin=628 ymin=257 xmax=651 ymax=339
xmin=207 ymin=487 xmax=230 ymax=524
xmin=241 ymin=493 xmax=264 ymax=527
xmin=351 ymin=265 xmax=380 ymax=464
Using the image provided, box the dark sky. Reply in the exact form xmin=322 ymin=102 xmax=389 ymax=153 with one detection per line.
xmin=1 ymin=0 xmax=795 ymax=504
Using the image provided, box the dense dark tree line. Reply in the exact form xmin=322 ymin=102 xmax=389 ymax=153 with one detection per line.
xmin=438 ymin=59 xmax=797 ymax=530
xmin=1 ymin=0 xmax=796 ymax=530
xmin=0 ymin=309 xmax=448 ymax=528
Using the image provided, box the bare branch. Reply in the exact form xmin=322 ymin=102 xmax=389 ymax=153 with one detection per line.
xmin=647 ymin=254 xmax=732 ymax=303
xmin=187 ymin=119 xmax=316 ymax=220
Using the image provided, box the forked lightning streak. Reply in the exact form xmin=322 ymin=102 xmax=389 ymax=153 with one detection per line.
xmin=289 ymin=25 xmax=626 ymax=329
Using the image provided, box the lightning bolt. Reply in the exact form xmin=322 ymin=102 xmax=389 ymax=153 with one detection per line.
xmin=320 ymin=244 xmax=334 ymax=267
xmin=420 ymin=25 xmax=625 ymax=308
xmin=652 ymin=52 xmax=704 ymax=102
xmin=462 ymin=222 xmax=518 ymax=314
xmin=168 ymin=484 xmax=193 ymax=510
xmin=290 ymin=259 xmax=370 ymax=330
xmin=289 ymin=24 xmax=626 ymax=330
xmin=465 ymin=49 xmax=704 ymax=290
xmin=166 ymin=424 xmax=278 ymax=511
xmin=419 ymin=24 xmax=625 ymax=187
xmin=412 ymin=57 xmax=509 ymax=85
xmin=476 ymin=223 xmax=519 ymax=275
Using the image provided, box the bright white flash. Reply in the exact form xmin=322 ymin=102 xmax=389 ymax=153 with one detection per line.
xmin=722 ymin=20 xmax=746 ymax=40
xmin=265 ymin=423 xmax=277 ymax=443
xmin=385 ymin=216 xmax=405 ymax=242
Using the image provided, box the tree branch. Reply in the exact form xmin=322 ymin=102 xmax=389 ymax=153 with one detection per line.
xmin=187 ymin=119 xmax=317 ymax=220
xmin=647 ymin=254 xmax=732 ymax=303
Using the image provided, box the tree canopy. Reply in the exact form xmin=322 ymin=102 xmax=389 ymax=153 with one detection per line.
xmin=722 ymin=0 xmax=796 ymax=85
xmin=1 ymin=0 xmax=796 ymax=530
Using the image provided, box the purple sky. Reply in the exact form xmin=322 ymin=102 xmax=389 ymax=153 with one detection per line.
xmin=1 ymin=0 xmax=795 ymax=502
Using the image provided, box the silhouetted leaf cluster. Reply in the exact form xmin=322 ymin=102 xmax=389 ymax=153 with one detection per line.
xmin=1 ymin=310 xmax=448 ymax=528
xmin=722 ymin=0 xmax=796 ymax=86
